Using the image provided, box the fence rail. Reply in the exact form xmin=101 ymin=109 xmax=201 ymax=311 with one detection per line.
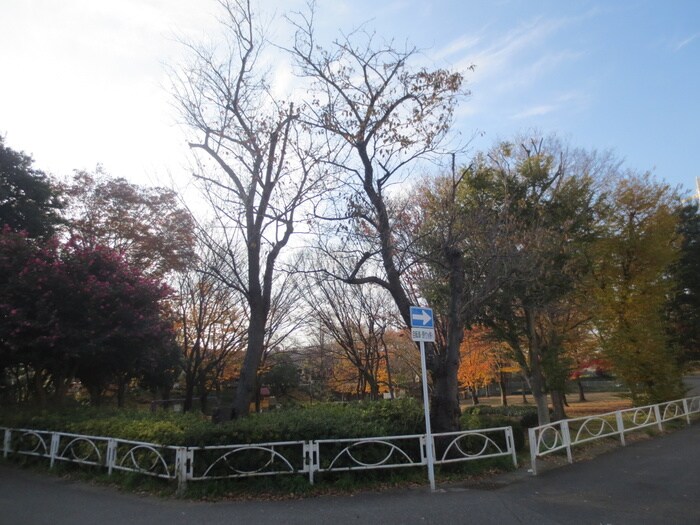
xmin=1 ymin=424 xmax=517 ymax=491
xmin=528 ymin=395 xmax=700 ymax=475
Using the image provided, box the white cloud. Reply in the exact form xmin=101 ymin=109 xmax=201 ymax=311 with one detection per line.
xmin=509 ymin=90 xmax=589 ymax=121
xmin=432 ymin=34 xmax=482 ymax=61
xmin=511 ymin=104 xmax=557 ymax=119
xmin=674 ymin=33 xmax=699 ymax=52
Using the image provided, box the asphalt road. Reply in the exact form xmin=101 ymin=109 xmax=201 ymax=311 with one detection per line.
xmin=685 ymin=374 xmax=700 ymax=396
xmin=1 ymin=421 xmax=699 ymax=525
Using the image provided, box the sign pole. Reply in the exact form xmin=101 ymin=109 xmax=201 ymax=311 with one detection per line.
xmin=409 ymin=305 xmax=436 ymax=492
xmin=419 ymin=339 xmax=436 ymax=491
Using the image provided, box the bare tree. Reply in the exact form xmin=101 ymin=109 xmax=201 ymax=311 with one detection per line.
xmin=176 ymin=245 xmax=246 ymax=413
xmin=302 ymin=264 xmax=395 ymax=400
xmin=288 ymin=10 xmax=466 ymax=430
xmin=172 ymin=0 xmax=323 ymax=418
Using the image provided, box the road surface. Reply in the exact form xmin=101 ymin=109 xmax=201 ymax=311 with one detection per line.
xmin=1 ymin=421 xmax=698 ymax=524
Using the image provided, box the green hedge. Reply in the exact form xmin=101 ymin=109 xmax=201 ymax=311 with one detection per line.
xmin=0 ymin=399 xmax=426 ymax=447
xmin=1 ymin=400 xmax=529 ymax=450
xmin=459 ymin=406 xmax=534 ymax=452
xmin=462 ymin=404 xmax=541 ymax=430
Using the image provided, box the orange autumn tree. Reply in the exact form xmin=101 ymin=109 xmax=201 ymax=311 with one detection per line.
xmin=458 ymin=327 xmax=502 ymax=405
xmin=377 ymin=329 xmax=423 ymax=398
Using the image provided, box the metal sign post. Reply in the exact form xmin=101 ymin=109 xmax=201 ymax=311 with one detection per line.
xmin=409 ymin=306 xmax=436 ymax=491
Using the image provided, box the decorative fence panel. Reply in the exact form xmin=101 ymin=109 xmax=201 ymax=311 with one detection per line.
xmin=187 ymin=440 xmax=308 ymax=482
xmin=1 ymin=428 xmax=180 ymax=480
xmin=313 ymin=434 xmax=425 ymax=482
xmin=528 ymin=395 xmax=700 ymax=475
xmin=433 ymin=427 xmax=518 ymax=468
xmin=1 ymin=424 xmax=517 ymax=491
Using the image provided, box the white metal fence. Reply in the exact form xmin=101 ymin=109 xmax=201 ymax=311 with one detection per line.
xmin=1 ymin=425 xmax=517 ymax=491
xmin=528 ymin=395 xmax=700 ymax=475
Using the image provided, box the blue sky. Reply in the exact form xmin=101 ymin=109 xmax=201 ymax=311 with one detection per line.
xmin=0 ymin=0 xmax=698 ymax=196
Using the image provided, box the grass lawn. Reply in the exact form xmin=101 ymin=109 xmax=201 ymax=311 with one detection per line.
xmin=460 ymin=391 xmax=632 ymax=417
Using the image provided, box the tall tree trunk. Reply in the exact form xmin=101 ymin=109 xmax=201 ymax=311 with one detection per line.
xmin=231 ymin=306 xmax=267 ymax=419
xmin=52 ymin=372 xmax=71 ymax=406
xmin=499 ymin=372 xmax=508 ymax=406
xmin=525 ymin=306 xmax=550 ymax=426
xmin=116 ymin=375 xmax=129 ymax=408
xmin=87 ymin=384 xmax=103 ymax=407
xmin=577 ymin=377 xmax=587 ymax=402
xmin=254 ymin=374 xmax=261 ymax=413
xmin=469 ymin=386 xmax=480 ymax=405
xmin=430 ymin=246 xmax=466 ymax=432
xmin=384 ymin=345 xmax=395 ymax=400
xmin=33 ymin=371 xmax=47 ymax=406
xmin=431 ymin=353 xmax=462 ymax=432
xmin=184 ymin=373 xmax=196 ymax=412
xmin=198 ymin=379 xmax=209 ymax=413
xmin=550 ymin=390 xmax=567 ymax=420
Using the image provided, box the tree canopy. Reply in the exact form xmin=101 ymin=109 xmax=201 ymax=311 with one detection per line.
xmin=0 ymin=229 xmax=176 ymax=405
xmin=0 ymin=137 xmax=63 ymax=238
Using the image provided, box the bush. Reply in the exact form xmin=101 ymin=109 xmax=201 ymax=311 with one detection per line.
xmin=463 ymin=404 xmax=541 ymax=430
xmin=460 ymin=411 xmax=525 ymax=452
xmin=0 ymin=399 xmax=426 ymax=448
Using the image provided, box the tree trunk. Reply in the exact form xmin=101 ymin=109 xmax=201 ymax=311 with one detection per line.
xmin=525 ymin=307 xmax=550 ymax=425
xmin=184 ymin=375 xmax=195 ymax=413
xmin=231 ymin=328 xmax=265 ymax=419
xmin=499 ymin=372 xmax=508 ymax=406
xmin=469 ymin=386 xmax=479 ymax=405
xmin=199 ymin=380 xmax=209 ymax=413
xmin=384 ymin=345 xmax=395 ymax=400
xmin=33 ymin=371 xmax=47 ymax=406
xmin=254 ymin=374 xmax=261 ymax=413
xmin=87 ymin=384 xmax=103 ymax=407
xmin=577 ymin=377 xmax=587 ymax=402
xmin=430 ymin=244 xmax=465 ymax=432
xmin=431 ymin=354 xmax=462 ymax=432
xmin=116 ymin=375 xmax=129 ymax=408
xmin=51 ymin=371 xmax=70 ymax=406
xmin=526 ymin=371 xmax=549 ymax=425
xmin=550 ymin=390 xmax=567 ymax=420
xmin=230 ymin=306 xmax=266 ymax=419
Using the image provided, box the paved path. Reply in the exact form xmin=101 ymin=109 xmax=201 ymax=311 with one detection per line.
xmin=685 ymin=374 xmax=700 ymax=396
xmin=1 ymin=422 xmax=699 ymax=525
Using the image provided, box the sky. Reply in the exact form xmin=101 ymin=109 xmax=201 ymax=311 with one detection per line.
xmin=1 ymin=0 xmax=698 ymax=197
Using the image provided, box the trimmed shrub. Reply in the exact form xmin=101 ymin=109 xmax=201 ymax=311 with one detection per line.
xmin=0 ymin=399 xmax=426 ymax=448
xmin=463 ymin=404 xmax=541 ymax=430
xmin=460 ymin=411 xmax=525 ymax=452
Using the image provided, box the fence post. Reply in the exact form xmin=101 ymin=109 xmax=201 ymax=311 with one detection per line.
xmin=175 ymin=447 xmax=189 ymax=495
xmin=653 ymin=404 xmax=663 ymax=432
xmin=615 ymin=411 xmax=626 ymax=446
xmin=304 ymin=441 xmax=317 ymax=485
xmin=106 ymin=439 xmax=117 ymax=475
xmin=49 ymin=433 xmax=60 ymax=468
xmin=3 ymin=429 xmax=10 ymax=458
xmin=682 ymin=399 xmax=691 ymax=425
xmin=506 ymin=427 xmax=518 ymax=468
xmin=528 ymin=427 xmax=538 ymax=476
xmin=561 ymin=421 xmax=573 ymax=465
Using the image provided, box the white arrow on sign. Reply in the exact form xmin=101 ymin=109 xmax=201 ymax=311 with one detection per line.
xmin=410 ymin=306 xmax=433 ymax=328
xmin=412 ymin=309 xmax=431 ymax=325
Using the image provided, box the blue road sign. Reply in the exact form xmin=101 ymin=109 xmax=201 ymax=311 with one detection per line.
xmin=410 ymin=306 xmax=434 ymax=328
